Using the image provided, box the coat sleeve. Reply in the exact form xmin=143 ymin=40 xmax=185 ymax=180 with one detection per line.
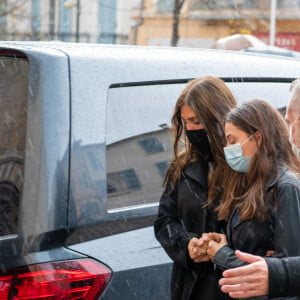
xmin=263 ymin=182 xmax=300 ymax=298
xmin=272 ymin=182 xmax=300 ymax=257
xmin=213 ymin=245 xmax=248 ymax=270
xmin=266 ymin=256 xmax=300 ymax=298
xmin=154 ymin=183 xmax=199 ymax=269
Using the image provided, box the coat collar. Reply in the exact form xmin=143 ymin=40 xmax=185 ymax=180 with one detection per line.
xmin=265 ymin=166 xmax=288 ymax=190
xmin=183 ymin=161 xmax=209 ymax=188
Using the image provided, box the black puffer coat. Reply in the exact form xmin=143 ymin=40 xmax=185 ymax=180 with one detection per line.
xmin=213 ymin=167 xmax=300 ymax=300
xmin=154 ymin=161 xmax=226 ymax=300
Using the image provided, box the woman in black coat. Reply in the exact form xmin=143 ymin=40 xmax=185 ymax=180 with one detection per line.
xmin=154 ymin=76 xmax=237 ymax=300
xmin=202 ymin=100 xmax=300 ymax=300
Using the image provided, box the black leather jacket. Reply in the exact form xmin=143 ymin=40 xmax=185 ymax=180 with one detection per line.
xmin=213 ymin=167 xmax=300 ymax=300
xmin=265 ymin=256 xmax=300 ymax=298
xmin=154 ymin=161 xmax=226 ymax=300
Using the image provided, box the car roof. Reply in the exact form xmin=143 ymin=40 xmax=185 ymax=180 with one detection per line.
xmin=0 ymin=41 xmax=299 ymax=80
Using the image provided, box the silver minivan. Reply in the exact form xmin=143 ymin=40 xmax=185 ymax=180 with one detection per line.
xmin=0 ymin=42 xmax=298 ymax=299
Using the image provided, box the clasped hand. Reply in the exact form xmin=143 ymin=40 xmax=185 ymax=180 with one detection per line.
xmin=188 ymin=232 xmax=228 ymax=263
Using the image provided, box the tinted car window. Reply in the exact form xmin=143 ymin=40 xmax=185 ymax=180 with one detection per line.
xmin=227 ymin=81 xmax=290 ymax=110
xmin=0 ymin=54 xmax=28 ymax=236
xmin=106 ymin=80 xmax=290 ymax=212
xmin=106 ymin=83 xmax=186 ymax=211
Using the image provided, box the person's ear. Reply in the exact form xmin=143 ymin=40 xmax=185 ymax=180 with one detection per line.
xmin=254 ymin=131 xmax=262 ymax=147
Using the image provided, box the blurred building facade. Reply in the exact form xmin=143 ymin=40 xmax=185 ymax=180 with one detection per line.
xmin=131 ymin=0 xmax=300 ymax=50
xmin=0 ymin=0 xmax=140 ymax=43
xmin=0 ymin=0 xmax=299 ymax=50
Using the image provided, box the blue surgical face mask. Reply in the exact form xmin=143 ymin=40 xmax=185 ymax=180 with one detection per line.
xmin=224 ymin=135 xmax=254 ymax=173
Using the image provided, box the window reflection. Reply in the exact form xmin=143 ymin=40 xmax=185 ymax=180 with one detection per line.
xmin=138 ymin=137 xmax=165 ymax=154
xmin=106 ymin=130 xmax=172 ymax=210
xmin=106 ymin=84 xmax=185 ymax=211
xmin=155 ymin=161 xmax=169 ymax=178
xmin=0 ymin=55 xmax=28 ymax=236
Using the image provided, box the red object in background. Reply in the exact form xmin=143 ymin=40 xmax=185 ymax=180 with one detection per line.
xmin=254 ymin=33 xmax=300 ymax=51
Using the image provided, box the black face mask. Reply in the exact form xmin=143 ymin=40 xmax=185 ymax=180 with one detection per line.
xmin=186 ymin=129 xmax=212 ymax=157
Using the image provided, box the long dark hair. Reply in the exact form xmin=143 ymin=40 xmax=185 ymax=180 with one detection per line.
xmin=217 ymin=99 xmax=300 ymax=221
xmin=164 ymin=76 xmax=237 ymax=203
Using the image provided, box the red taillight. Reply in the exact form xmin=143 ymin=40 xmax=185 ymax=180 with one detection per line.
xmin=0 ymin=259 xmax=112 ymax=300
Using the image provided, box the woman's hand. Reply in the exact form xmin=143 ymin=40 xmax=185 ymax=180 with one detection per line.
xmin=188 ymin=237 xmax=210 ymax=263
xmin=202 ymin=233 xmax=228 ymax=260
